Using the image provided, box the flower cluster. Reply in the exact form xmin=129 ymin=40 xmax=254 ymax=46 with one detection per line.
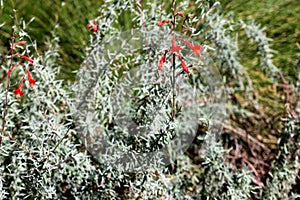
xmin=7 ymin=41 xmax=36 ymax=98
xmin=156 ymin=16 xmax=202 ymax=74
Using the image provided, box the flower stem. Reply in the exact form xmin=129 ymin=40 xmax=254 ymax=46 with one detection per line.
xmin=171 ymin=0 xmax=177 ymax=120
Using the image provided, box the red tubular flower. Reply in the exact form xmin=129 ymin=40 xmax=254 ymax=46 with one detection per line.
xmin=26 ymin=69 xmax=36 ymax=87
xmin=14 ymin=78 xmax=24 ymax=97
xmin=12 ymin=41 xmax=26 ymax=49
xmin=157 ymin=19 xmax=171 ymax=27
xmin=191 ymin=43 xmax=202 ymax=56
xmin=18 ymin=54 xmax=34 ymax=64
xmin=178 ymin=56 xmax=189 ymax=74
xmin=181 ymin=39 xmax=202 ymax=56
xmin=171 ymin=33 xmax=181 ymax=54
xmin=87 ymin=19 xmax=98 ymax=33
xmin=15 ymin=41 xmax=26 ymax=45
xmin=158 ymin=54 xmax=166 ymax=71
xmin=175 ymin=12 xmax=184 ymax=17
xmin=92 ymin=20 xmax=98 ymax=33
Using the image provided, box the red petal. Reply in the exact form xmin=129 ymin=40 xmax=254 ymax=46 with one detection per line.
xmin=87 ymin=20 xmax=98 ymax=33
xmin=179 ymin=56 xmax=189 ymax=74
xmin=18 ymin=54 xmax=34 ymax=63
xmin=175 ymin=12 xmax=184 ymax=17
xmin=158 ymin=54 xmax=166 ymax=71
xmin=14 ymin=78 xmax=24 ymax=97
xmin=181 ymin=39 xmax=193 ymax=49
xmin=181 ymin=39 xmax=202 ymax=56
xmin=92 ymin=20 xmax=98 ymax=33
xmin=192 ymin=44 xmax=202 ymax=56
xmin=26 ymin=69 xmax=36 ymax=87
xmin=171 ymin=34 xmax=181 ymax=54
xmin=157 ymin=20 xmax=171 ymax=27
xmin=14 ymin=88 xmax=23 ymax=97
xmin=28 ymin=78 xmax=36 ymax=87
xmin=16 ymin=41 xmax=26 ymax=45
xmin=158 ymin=62 xmax=163 ymax=71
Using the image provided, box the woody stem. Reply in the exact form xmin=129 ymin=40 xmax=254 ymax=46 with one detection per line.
xmin=172 ymin=53 xmax=176 ymax=119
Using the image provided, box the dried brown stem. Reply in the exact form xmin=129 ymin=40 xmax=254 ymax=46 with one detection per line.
xmin=222 ymin=123 xmax=270 ymax=153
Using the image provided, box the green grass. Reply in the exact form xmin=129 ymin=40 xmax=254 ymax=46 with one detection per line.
xmin=220 ymin=0 xmax=300 ymax=81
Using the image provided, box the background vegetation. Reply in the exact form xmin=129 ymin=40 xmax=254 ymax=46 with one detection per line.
xmin=1 ymin=0 xmax=299 ymax=82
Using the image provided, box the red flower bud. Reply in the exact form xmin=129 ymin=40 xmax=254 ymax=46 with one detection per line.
xmin=175 ymin=12 xmax=184 ymax=17
xmin=18 ymin=54 xmax=34 ymax=64
xmin=178 ymin=56 xmax=189 ymax=74
xmin=11 ymin=41 xmax=26 ymax=49
xmin=16 ymin=41 xmax=26 ymax=45
xmin=157 ymin=20 xmax=171 ymax=27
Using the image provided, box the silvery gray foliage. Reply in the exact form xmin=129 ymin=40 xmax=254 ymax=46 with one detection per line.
xmin=0 ymin=35 xmax=96 ymax=198
xmin=185 ymin=1 xmax=300 ymax=199
xmin=72 ymin=27 xmax=225 ymax=173
xmin=0 ymin=0 xmax=299 ymax=199
xmin=123 ymin=132 xmax=254 ymax=200
xmin=195 ymin=4 xmax=280 ymax=88
xmin=0 ymin=37 xmax=141 ymax=199
xmin=240 ymin=21 xmax=280 ymax=80
xmin=203 ymin=6 xmax=244 ymax=81
xmin=197 ymin=132 xmax=254 ymax=200
xmin=259 ymin=114 xmax=300 ymax=200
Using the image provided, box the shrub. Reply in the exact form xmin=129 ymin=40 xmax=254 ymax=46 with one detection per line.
xmin=0 ymin=0 xmax=299 ymax=199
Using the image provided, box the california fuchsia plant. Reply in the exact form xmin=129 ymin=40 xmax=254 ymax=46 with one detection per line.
xmin=0 ymin=0 xmax=299 ymax=199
